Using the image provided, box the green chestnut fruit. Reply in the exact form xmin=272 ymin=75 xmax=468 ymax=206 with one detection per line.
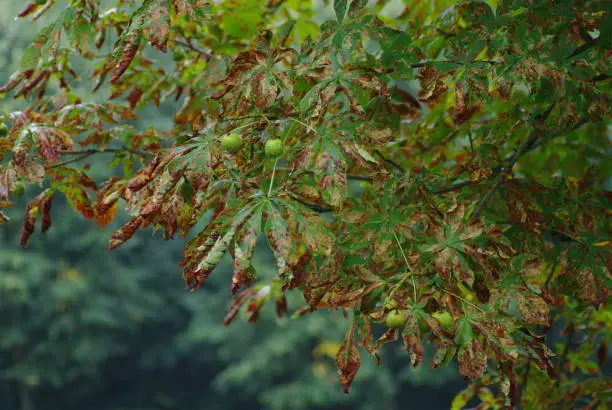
xmin=220 ymin=133 xmax=242 ymax=153
xmin=385 ymin=310 xmax=406 ymax=329
xmin=264 ymin=138 xmax=283 ymax=158
xmin=432 ymin=311 xmax=453 ymax=330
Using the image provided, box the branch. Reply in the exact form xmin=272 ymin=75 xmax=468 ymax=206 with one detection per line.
xmin=472 ymin=103 xmax=557 ymax=218
xmin=554 ymin=323 xmax=575 ymax=380
xmin=374 ymin=149 xmax=404 ymax=174
xmin=432 ymin=179 xmax=476 ymax=194
xmin=290 ymin=196 xmax=333 ymax=213
xmin=173 ymin=39 xmax=214 ymax=60
xmin=275 ymin=167 xmax=373 ymax=182
xmin=46 ymin=151 xmax=97 ymax=169
xmin=47 ymin=148 xmax=151 ymax=169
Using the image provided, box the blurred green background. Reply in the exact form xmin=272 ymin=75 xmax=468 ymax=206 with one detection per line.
xmin=0 ymin=2 xmax=464 ymax=409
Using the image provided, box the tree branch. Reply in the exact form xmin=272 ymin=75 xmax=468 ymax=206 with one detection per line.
xmin=374 ymin=149 xmax=404 ymax=174
xmin=472 ymin=103 xmax=557 ymax=218
xmin=47 ymin=148 xmax=151 ymax=169
xmin=173 ymin=39 xmax=214 ymax=60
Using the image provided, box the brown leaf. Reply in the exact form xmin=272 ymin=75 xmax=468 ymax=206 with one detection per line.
xmin=336 ymin=322 xmax=360 ymax=393
xmin=172 ymin=0 xmax=210 ymax=19
xmin=143 ymin=2 xmax=169 ymax=52
xmin=40 ymin=196 xmax=52 ymax=233
xmin=403 ymin=332 xmax=424 ymax=367
xmin=223 ymin=288 xmax=255 ymax=326
xmin=275 ymin=292 xmax=287 ymax=318
xmin=517 ymin=294 xmax=550 ymax=326
xmin=454 ymin=81 xmax=468 ymax=123
xmin=17 ymin=3 xmax=38 ymax=18
xmin=458 ymin=339 xmax=488 ymax=379
xmin=20 ymin=189 xmax=52 ymax=247
xmin=108 ymin=216 xmax=143 ymax=250
xmin=576 ymin=268 xmax=609 ymax=307
xmin=316 ymin=149 xmax=347 ymax=208
xmin=111 ymin=41 xmax=139 ymax=83
xmin=232 ymin=209 xmax=261 ymax=294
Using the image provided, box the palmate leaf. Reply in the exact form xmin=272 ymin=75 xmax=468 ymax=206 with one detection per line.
xmin=110 ymin=0 xmax=172 ymax=82
xmin=13 ymin=124 xmax=74 ymax=165
xmin=181 ymin=201 xmax=254 ymax=290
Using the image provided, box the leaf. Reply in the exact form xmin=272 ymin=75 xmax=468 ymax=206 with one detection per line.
xmin=458 ymin=339 xmax=488 ymax=379
xmin=172 ymin=0 xmax=212 ymax=19
xmin=454 ymin=315 xmax=474 ymax=346
xmin=58 ymin=184 xmax=95 ymax=220
xmin=336 ymin=322 xmax=360 ymax=393
xmin=63 ymin=9 xmax=95 ymax=55
xmin=108 ymin=216 xmax=144 ymax=250
xmin=264 ymin=201 xmax=296 ymax=278
xmin=232 ymin=205 xmax=263 ymax=294
xmin=403 ymin=332 xmax=424 ymax=367
xmin=451 ymin=388 xmax=474 ymax=410
xmin=315 ymin=145 xmax=348 ymax=209
xmin=334 ymin=0 xmax=349 ymax=24
xmin=142 ymin=0 xmax=170 ymax=52
xmin=517 ymin=294 xmax=550 ymax=326
xmin=111 ymin=2 xmax=153 ymax=82
xmin=20 ymin=24 xmax=61 ymax=71
xmin=182 ymin=203 xmax=255 ymax=290
xmin=40 ymin=195 xmax=52 ymax=233
xmin=20 ymin=189 xmax=53 ymax=247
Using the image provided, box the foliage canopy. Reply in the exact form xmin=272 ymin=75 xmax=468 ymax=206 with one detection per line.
xmin=1 ymin=0 xmax=610 ymax=407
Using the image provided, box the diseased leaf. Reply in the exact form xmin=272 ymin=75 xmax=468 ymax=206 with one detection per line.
xmin=458 ymin=339 xmax=488 ymax=379
xmin=315 ymin=145 xmax=347 ymax=209
xmin=336 ymin=322 xmax=360 ymax=393
xmin=232 ymin=205 xmax=263 ymax=294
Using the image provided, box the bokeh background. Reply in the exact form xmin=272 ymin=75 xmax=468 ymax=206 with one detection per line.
xmin=1 ymin=2 xmax=466 ymax=409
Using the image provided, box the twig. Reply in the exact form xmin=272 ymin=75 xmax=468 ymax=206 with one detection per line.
xmin=274 ymin=167 xmax=372 ymax=182
xmin=267 ymin=159 xmax=278 ymax=197
xmin=47 ymin=148 xmax=151 ymax=169
xmin=554 ymin=323 xmax=574 ymax=380
xmin=433 ymin=180 xmax=476 ymax=194
xmin=173 ymin=39 xmax=214 ymax=60
xmin=543 ymin=261 xmax=558 ymax=290
xmin=472 ymin=103 xmax=556 ymax=218
xmin=374 ymin=149 xmax=404 ymax=173
xmin=516 ymin=358 xmax=532 ymax=409
xmin=441 ymin=288 xmax=486 ymax=313
xmin=46 ymin=151 xmax=97 ymax=168
xmin=290 ymin=196 xmax=333 ymax=213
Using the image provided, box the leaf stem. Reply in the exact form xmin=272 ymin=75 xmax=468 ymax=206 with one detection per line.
xmin=289 ymin=117 xmax=316 ymax=134
xmin=230 ymin=121 xmax=260 ymax=134
xmin=440 ymin=289 xmax=485 ymax=313
xmin=267 ymin=159 xmax=278 ymax=197
xmin=391 ymin=230 xmax=417 ymax=300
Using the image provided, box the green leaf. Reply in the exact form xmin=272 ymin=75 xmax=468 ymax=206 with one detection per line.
xmin=454 ymin=316 xmax=473 ymax=346
xmin=334 ymin=0 xmax=349 ymax=24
